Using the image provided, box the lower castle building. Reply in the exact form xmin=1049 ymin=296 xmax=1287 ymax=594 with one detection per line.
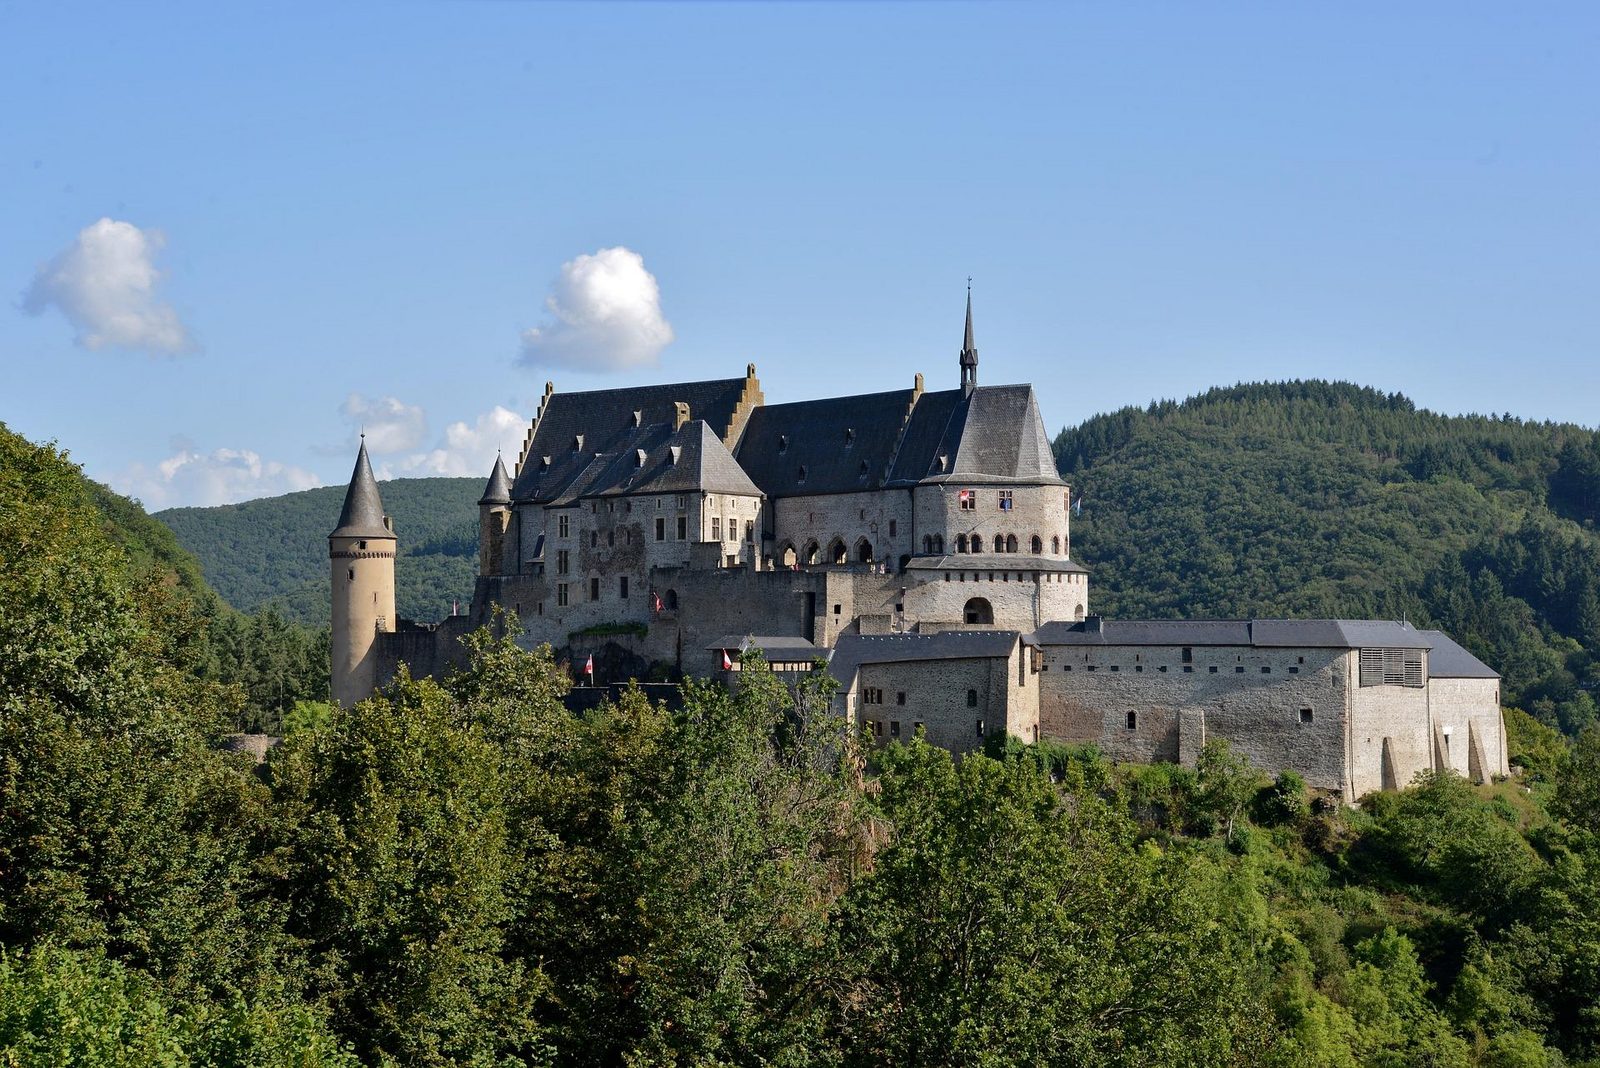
xmin=329 ymin=294 xmax=1509 ymax=799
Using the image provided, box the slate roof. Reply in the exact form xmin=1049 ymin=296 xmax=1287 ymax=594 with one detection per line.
xmin=510 ymin=376 xmax=748 ymax=503
xmin=827 ymin=630 xmax=1021 ymax=687
xmin=1032 ymin=618 xmax=1436 ymax=650
xmin=330 ymin=441 xmax=394 ymax=539
xmin=1420 ymin=630 xmax=1500 ymax=679
xmin=905 ymin=554 xmax=1089 ymax=574
xmin=571 ymin=420 xmax=763 ymax=502
xmin=735 ymin=388 xmax=917 ymax=496
xmin=885 ymin=388 xmax=964 ymax=484
xmin=926 ymin=385 xmax=1064 ymax=485
xmin=478 ymin=455 xmax=512 ymax=505
xmin=706 ymin=635 xmax=820 ymax=660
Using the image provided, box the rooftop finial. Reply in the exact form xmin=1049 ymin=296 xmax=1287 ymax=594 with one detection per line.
xmin=960 ymin=280 xmax=978 ymax=394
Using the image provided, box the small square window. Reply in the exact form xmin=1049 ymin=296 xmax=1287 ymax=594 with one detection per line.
xmin=1300 ymin=708 xmax=1314 ymax=724
xmin=890 ymin=721 xmax=901 ymax=738
xmin=1288 ymin=666 xmax=1299 ymax=674
xmin=1261 ymin=666 xmax=1270 ymax=674
xmin=1235 ymin=666 xmax=1245 ymax=673
xmin=896 ymin=692 xmax=906 ymax=706
xmin=1209 ymin=666 xmax=1218 ymax=674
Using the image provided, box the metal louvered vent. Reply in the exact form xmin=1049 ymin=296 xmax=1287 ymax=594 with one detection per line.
xmin=1359 ymin=648 xmax=1425 ymax=688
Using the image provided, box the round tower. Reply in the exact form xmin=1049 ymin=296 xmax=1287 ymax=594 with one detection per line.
xmin=329 ymin=438 xmax=396 ymax=707
xmin=477 ymin=452 xmax=513 ymax=577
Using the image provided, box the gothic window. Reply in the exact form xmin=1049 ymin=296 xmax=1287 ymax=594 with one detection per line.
xmin=970 ymin=534 xmax=983 ymax=553
xmin=804 ymin=542 xmax=820 ymax=565
xmin=956 ymin=534 xmax=968 ymax=553
xmin=780 ymin=543 xmax=797 ymax=567
xmin=1031 ymin=535 xmax=1043 ymax=554
xmin=665 ymin=589 xmax=679 ymax=610
xmin=934 ymin=534 xmax=944 ymax=553
xmin=1006 ymin=533 xmax=1018 ymax=553
xmin=830 ymin=539 xmax=847 ymax=565
xmin=856 ymin=538 xmax=873 ymax=563
xmin=1052 ymin=535 xmax=1061 ymax=553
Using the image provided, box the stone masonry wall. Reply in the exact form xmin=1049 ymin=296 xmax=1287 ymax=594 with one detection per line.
xmin=1036 ymin=643 xmax=1351 ymax=792
xmin=772 ymin=489 xmax=915 ymax=569
xmin=851 ymin=647 xmax=1033 ymax=755
xmin=1348 ymin=658 xmax=1433 ymax=797
xmin=1429 ymin=677 xmax=1508 ymax=782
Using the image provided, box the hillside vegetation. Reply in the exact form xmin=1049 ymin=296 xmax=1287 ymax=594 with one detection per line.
xmin=1056 ymin=381 xmax=1600 ymax=737
xmin=157 ymin=477 xmax=482 ymax=625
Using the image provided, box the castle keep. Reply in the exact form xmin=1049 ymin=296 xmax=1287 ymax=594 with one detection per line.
xmin=330 ymin=294 xmax=1508 ymax=799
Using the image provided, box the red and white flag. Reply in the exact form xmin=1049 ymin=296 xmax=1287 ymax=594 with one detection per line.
xmin=651 ymin=591 xmax=663 ymax=614
xmin=722 ymin=650 xmax=733 ymax=670
xmin=584 ymin=653 xmax=594 ymax=677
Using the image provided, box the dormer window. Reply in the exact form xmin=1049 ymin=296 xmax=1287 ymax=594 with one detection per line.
xmin=636 ymin=448 xmax=647 ymax=468
xmin=778 ymin=434 xmax=789 ymax=454
xmin=539 ymin=455 xmax=551 ymax=471
xmin=797 ymin=465 xmax=807 ymax=483
xmin=571 ymin=435 xmax=584 ymax=454
xmin=858 ymin=460 xmax=869 ymax=478
xmin=937 ymin=453 xmax=949 ymax=473
xmin=669 ymin=446 xmax=682 ymax=466
xmin=844 ymin=428 xmax=855 ymax=447
xmin=631 ymin=410 xmax=642 ymax=427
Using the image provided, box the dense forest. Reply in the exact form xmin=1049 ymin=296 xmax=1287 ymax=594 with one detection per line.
xmin=6 ymin=420 xmax=1600 ymax=1066
xmin=1056 ymin=381 xmax=1600 ymax=738
xmin=157 ymin=477 xmax=481 ymax=626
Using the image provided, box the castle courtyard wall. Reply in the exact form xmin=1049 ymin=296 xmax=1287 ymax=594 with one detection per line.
xmin=849 ymin=641 xmax=1036 ymax=755
xmin=1428 ymin=677 xmax=1509 ymax=782
xmin=1348 ymin=662 xmax=1434 ymax=797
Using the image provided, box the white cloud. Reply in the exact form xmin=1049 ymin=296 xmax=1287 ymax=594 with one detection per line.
xmin=114 ymin=443 xmax=322 ymax=509
xmin=340 ymin=393 xmax=427 ymax=453
xmin=386 ymin=405 xmax=526 ymax=478
xmin=22 ymin=217 xmax=195 ymax=355
xmin=518 ymin=246 xmax=673 ymax=372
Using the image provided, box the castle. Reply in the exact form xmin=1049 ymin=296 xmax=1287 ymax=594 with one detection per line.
xmin=330 ymin=295 xmax=1509 ymax=800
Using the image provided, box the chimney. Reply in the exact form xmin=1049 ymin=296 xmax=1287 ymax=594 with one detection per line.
xmin=673 ymin=401 xmax=690 ymax=430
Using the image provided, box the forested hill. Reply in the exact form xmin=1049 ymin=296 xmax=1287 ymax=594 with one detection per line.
xmin=1055 ymin=380 xmax=1600 ymax=736
xmin=157 ymin=477 xmax=481 ymax=625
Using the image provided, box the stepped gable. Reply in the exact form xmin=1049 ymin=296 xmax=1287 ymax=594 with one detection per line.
xmin=329 ymin=440 xmax=393 ymax=539
xmin=509 ymin=376 xmax=748 ymax=503
xmin=581 ymin=419 xmax=764 ymax=500
xmin=736 ymin=387 xmax=919 ymax=496
xmin=1419 ymin=630 xmax=1500 ymax=678
xmin=924 ymin=384 xmax=1064 ymax=484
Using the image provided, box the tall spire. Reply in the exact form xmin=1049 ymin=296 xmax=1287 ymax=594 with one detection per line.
xmin=959 ymin=278 xmax=978 ymax=394
xmin=330 ymin=439 xmax=394 ymax=539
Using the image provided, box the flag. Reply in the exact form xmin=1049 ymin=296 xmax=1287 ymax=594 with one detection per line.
xmin=959 ymin=489 xmax=972 ymax=506
xmin=1073 ymin=495 xmax=1083 ymax=516
xmin=722 ymin=650 xmax=733 ymax=670
xmin=584 ymin=653 xmax=594 ymax=677
xmin=652 ymin=591 xmax=663 ymax=614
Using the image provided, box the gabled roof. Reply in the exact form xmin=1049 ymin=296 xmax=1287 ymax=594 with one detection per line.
xmin=1031 ymin=618 xmax=1436 ymax=650
xmin=736 ymin=388 xmax=917 ymax=496
xmin=510 ymin=376 xmax=749 ymax=503
xmin=329 ymin=441 xmax=393 ymax=539
xmin=828 ymin=630 xmax=1021 ymax=687
xmin=573 ymin=419 xmax=763 ymax=501
xmin=886 ymin=388 xmax=964 ymax=483
xmin=706 ymin=635 xmax=820 ymax=659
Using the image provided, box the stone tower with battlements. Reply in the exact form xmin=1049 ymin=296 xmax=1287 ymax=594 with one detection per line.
xmin=329 ymin=438 xmax=396 ymax=706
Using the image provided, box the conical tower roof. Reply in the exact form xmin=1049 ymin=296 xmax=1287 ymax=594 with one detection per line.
xmin=329 ymin=439 xmax=394 ymax=539
xmin=478 ymin=453 xmax=512 ymax=505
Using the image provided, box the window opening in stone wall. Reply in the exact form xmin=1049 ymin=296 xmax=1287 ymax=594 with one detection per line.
xmin=557 ymin=584 xmax=569 ymax=607
xmin=1182 ymin=647 xmax=1193 ymax=663
xmin=558 ymin=550 xmax=570 ymax=574
xmin=797 ymin=465 xmax=807 ymax=483
xmin=1052 ymin=535 xmax=1061 ymax=553
xmin=889 ymin=520 xmax=898 ymax=536
xmin=591 ymin=531 xmax=598 ymax=548
xmin=1209 ymin=666 xmax=1218 ymax=673
xmin=964 ymin=597 xmax=993 ymax=625
xmin=972 ymin=534 xmax=984 ymax=552
xmin=619 ymin=576 xmax=629 ymax=599
xmin=934 ymin=534 xmax=944 ymax=552
xmin=780 ymin=543 xmax=797 ymax=567
xmin=872 ymin=720 xmax=882 ymax=737
xmin=959 ymin=488 xmax=976 ymax=510
xmin=890 ymin=720 xmax=900 ymax=738
xmin=975 ymin=719 xmax=984 ymax=735
xmin=1127 ymin=711 xmax=1137 ymax=729
xmin=1288 ymin=666 xmax=1299 ymax=674
xmin=956 ymin=534 xmax=968 ymax=553
xmin=665 ymin=589 xmax=678 ymax=610
xmin=675 ymin=495 xmax=686 ymax=509
xmin=967 ymin=689 xmax=978 ymax=707
xmin=914 ymin=721 xmax=924 ymax=735
xmin=559 ymin=515 xmax=569 ymax=538
xmin=1031 ymin=535 xmax=1042 ymax=553
xmin=856 ymin=538 xmax=873 ymax=563
xmin=590 ymin=577 xmax=600 ymax=601
xmin=1006 ymin=534 xmax=1018 ymax=552
xmin=998 ymin=490 xmax=1013 ymax=511
xmin=676 ymin=516 xmax=688 ymax=540
xmin=347 ymin=568 xmax=354 ymax=580
xmin=833 ymin=603 xmax=841 ymax=615
xmin=897 ymin=691 xmax=905 ymax=705
xmin=830 ymin=539 xmax=847 ymax=564
xmin=711 ymin=517 xmax=721 ymax=540
xmin=1235 ymin=666 xmax=1245 ymax=673
xmin=804 ymin=542 xmax=819 ymax=565
xmin=1261 ymin=666 xmax=1271 ymax=673
xmin=655 ymin=518 xmax=665 ymax=541
xmin=1300 ymin=708 xmax=1314 ymax=724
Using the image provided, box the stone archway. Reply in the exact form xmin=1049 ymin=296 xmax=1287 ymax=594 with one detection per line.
xmin=803 ymin=541 xmax=820 ymax=566
xmin=855 ymin=537 xmax=874 ymax=563
xmin=780 ymin=542 xmax=797 ymax=568
xmin=829 ymin=538 xmax=847 ymax=565
xmin=964 ymin=597 xmax=994 ymax=625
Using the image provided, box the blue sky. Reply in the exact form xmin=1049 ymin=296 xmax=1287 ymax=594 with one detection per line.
xmin=3 ymin=2 xmax=1596 ymax=507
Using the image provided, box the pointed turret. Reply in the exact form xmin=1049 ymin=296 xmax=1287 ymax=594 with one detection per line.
xmin=959 ymin=282 xmax=979 ymax=394
xmin=478 ymin=453 xmax=512 ymax=505
xmin=329 ymin=438 xmax=397 ymax=707
xmin=330 ymin=439 xmax=394 ymax=539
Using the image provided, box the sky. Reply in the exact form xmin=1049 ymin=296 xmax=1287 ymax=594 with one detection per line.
xmin=2 ymin=1 xmax=1596 ymax=509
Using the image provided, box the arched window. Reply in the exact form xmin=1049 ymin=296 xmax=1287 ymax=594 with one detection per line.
xmin=830 ymin=539 xmax=847 ymax=565
xmin=665 ymin=589 xmax=679 ymax=610
xmin=898 ymin=554 xmax=911 ymax=573
xmin=923 ymin=535 xmax=933 ymax=553
xmin=970 ymin=534 xmax=983 ymax=553
xmin=964 ymin=597 xmax=994 ymax=625
xmin=934 ymin=534 xmax=944 ymax=553
xmin=804 ymin=541 xmax=820 ymax=566
xmin=856 ymin=538 xmax=873 ymax=563
xmin=1052 ymin=535 xmax=1061 ymax=554
xmin=780 ymin=543 xmax=797 ymax=568
xmin=956 ymin=533 xmax=968 ymax=553
xmin=1031 ymin=535 xmax=1042 ymax=554
xmin=1005 ymin=533 xmax=1018 ymax=553
xmin=1074 ymin=604 xmax=1085 ymax=621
